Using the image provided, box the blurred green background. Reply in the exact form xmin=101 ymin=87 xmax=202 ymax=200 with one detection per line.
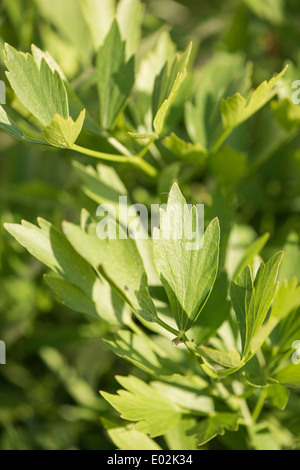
xmin=1 ymin=0 xmax=300 ymax=450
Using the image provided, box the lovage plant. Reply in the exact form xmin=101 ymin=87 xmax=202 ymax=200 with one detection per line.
xmin=2 ymin=0 xmax=300 ymax=450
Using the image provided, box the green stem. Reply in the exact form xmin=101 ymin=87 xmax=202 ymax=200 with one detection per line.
xmin=138 ymin=136 xmax=157 ymax=159
xmin=71 ymin=144 xmax=158 ymax=178
xmin=252 ymin=389 xmax=268 ymax=424
xmin=232 ymin=381 xmax=253 ymax=426
xmin=107 ymin=135 xmax=132 ymax=156
xmin=210 ymin=127 xmax=233 ymax=154
xmin=155 ymin=317 xmax=181 ymax=337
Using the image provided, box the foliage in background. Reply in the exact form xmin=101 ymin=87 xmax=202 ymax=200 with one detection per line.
xmin=1 ymin=0 xmax=300 ymax=450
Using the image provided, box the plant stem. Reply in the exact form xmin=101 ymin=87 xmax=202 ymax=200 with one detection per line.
xmin=154 ymin=317 xmax=181 ymax=337
xmin=232 ymin=381 xmax=253 ymax=426
xmin=71 ymin=144 xmax=158 ymax=178
xmin=138 ymin=136 xmax=157 ymax=159
xmin=210 ymin=127 xmax=232 ymax=154
xmin=252 ymin=389 xmax=268 ymax=424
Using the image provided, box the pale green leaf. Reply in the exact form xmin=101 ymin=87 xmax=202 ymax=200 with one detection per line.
xmin=5 ymin=44 xmax=69 ymax=126
xmin=133 ymin=31 xmax=177 ymax=131
xmin=0 ymin=105 xmax=47 ymax=144
xmin=197 ymin=413 xmax=240 ymax=446
xmin=44 ymin=273 xmax=100 ymax=319
xmin=97 ymin=20 xmax=135 ymax=129
xmin=191 ymin=271 xmax=231 ymax=344
xmin=185 ymin=52 xmax=251 ymax=148
xmin=165 ymin=418 xmax=198 ymax=451
xmin=101 ymin=376 xmax=181 ymax=437
xmin=230 ymin=252 xmax=283 ymax=359
xmin=196 ymin=345 xmax=242 ymax=369
xmin=79 ymin=0 xmax=115 ymax=50
xmin=43 ymin=110 xmax=86 ymax=148
xmin=272 ymin=363 xmax=300 ymax=389
xmin=153 ymin=183 xmax=220 ymax=332
xmin=265 ymin=385 xmax=289 ymax=410
xmin=151 ymin=382 xmax=214 ymax=415
xmin=272 ymin=98 xmax=300 ymax=131
xmin=105 ymin=422 xmax=162 ymax=451
xmin=163 ymin=133 xmax=207 ymax=165
xmin=73 ymin=161 xmax=159 ymax=285
xmin=35 ymin=0 xmax=93 ymax=63
xmin=153 ymin=43 xmax=192 ymax=135
xmin=62 ymin=221 xmax=158 ymax=323
xmin=221 ymin=67 xmax=287 ymax=130
xmin=4 ymin=219 xmax=124 ymax=324
xmin=250 ymin=278 xmax=300 ymax=353
xmin=116 ymin=0 xmax=144 ymax=59
xmin=104 ymin=330 xmax=184 ymax=376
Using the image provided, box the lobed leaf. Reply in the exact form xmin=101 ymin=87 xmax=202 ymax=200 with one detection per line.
xmin=4 ymin=219 xmax=124 ymax=324
xmin=5 ymin=44 xmax=69 ymax=126
xmin=101 ymin=375 xmax=182 ymax=437
xmin=96 ymin=20 xmax=135 ymax=129
xmin=153 ymin=183 xmax=220 ymax=333
xmin=62 ymin=221 xmax=158 ymax=323
xmin=196 ymin=413 xmax=240 ymax=446
xmin=0 ymin=105 xmax=48 ymax=145
xmin=230 ymin=252 xmax=283 ymax=359
xmin=43 ymin=110 xmax=86 ymax=147
xmin=221 ymin=67 xmax=287 ymax=131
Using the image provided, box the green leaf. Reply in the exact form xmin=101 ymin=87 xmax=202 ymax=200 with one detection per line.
xmin=230 ymin=252 xmax=283 ymax=359
xmin=196 ymin=413 xmax=240 ymax=446
xmin=79 ymin=0 xmax=115 ymax=50
xmin=221 ymin=67 xmax=287 ymax=131
xmin=116 ymin=0 xmax=144 ymax=59
xmin=270 ymin=305 xmax=300 ymax=361
xmin=4 ymin=219 xmax=124 ymax=324
xmin=151 ymin=381 xmax=214 ymax=415
xmin=165 ymin=418 xmax=198 ymax=451
xmin=44 ymin=273 xmax=101 ymax=318
xmin=163 ymin=133 xmax=207 ymax=165
xmin=62 ymin=221 xmax=158 ymax=323
xmin=153 ymin=183 xmax=220 ymax=333
xmin=31 ymin=44 xmax=99 ymax=135
xmin=272 ymin=363 xmax=300 ymax=389
xmin=272 ymin=98 xmax=300 ymax=131
xmin=96 ymin=20 xmax=135 ymax=129
xmin=191 ymin=271 xmax=231 ymax=344
xmin=153 ymin=43 xmax=192 ymax=135
xmin=196 ymin=345 xmax=242 ymax=369
xmin=185 ymin=52 xmax=251 ymax=149
xmin=103 ymin=421 xmax=162 ymax=451
xmin=101 ymin=376 xmax=181 ymax=437
xmin=133 ymin=31 xmax=177 ymax=132
xmin=5 ymin=44 xmax=69 ymax=126
xmin=43 ymin=110 xmax=86 ymax=148
xmin=35 ymin=0 xmax=93 ymax=64
xmin=0 ymin=105 xmax=48 ymax=144
xmin=104 ymin=330 xmax=184 ymax=377
xmin=73 ymin=161 xmax=159 ymax=285
xmin=265 ymin=385 xmax=289 ymax=410
xmin=250 ymin=278 xmax=300 ymax=354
